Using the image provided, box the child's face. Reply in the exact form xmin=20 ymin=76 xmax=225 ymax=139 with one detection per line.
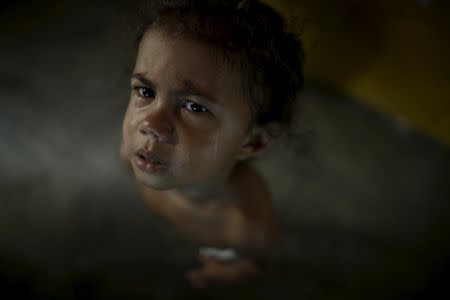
xmin=122 ymin=28 xmax=254 ymax=190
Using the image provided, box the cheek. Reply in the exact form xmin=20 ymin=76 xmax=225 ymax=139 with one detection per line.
xmin=121 ymin=114 xmax=129 ymax=140
xmin=179 ymin=125 xmax=244 ymax=169
xmin=193 ymin=133 xmax=223 ymax=164
xmin=122 ymin=102 xmax=139 ymax=147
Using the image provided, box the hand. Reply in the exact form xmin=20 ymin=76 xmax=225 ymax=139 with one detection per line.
xmin=186 ymin=252 xmax=259 ymax=289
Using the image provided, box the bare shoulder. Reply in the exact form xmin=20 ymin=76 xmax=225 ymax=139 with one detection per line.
xmin=229 ymin=163 xmax=280 ymax=251
xmin=232 ymin=163 xmax=274 ymax=217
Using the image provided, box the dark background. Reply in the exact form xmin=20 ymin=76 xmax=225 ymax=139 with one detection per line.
xmin=1 ymin=0 xmax=449 ymax=299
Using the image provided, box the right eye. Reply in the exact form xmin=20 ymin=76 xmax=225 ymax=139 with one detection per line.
xmin=136 ymin=87 xmax=155 ymax=99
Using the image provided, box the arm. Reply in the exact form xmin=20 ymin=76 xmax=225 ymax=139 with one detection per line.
xmin=185 ymin=207 xmax=280 ymax=289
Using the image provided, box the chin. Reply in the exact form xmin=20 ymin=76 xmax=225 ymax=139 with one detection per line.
xmin=135 ymin=173 xmax=174 ymax=191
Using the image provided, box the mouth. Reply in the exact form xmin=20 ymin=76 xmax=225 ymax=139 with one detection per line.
xmin=134 ymin=149 xmax=169 ymax=173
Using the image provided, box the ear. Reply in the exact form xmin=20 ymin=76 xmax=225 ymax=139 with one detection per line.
xmin=237 ymin=122 xmax=281 ymax=160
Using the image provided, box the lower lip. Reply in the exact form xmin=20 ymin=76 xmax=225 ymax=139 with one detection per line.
xmin=134 ymin=155 xmax=168 ymax=173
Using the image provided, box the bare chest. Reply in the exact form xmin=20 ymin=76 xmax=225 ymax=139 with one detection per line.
xmin=138 ymin=164 xmax=277 ymax=250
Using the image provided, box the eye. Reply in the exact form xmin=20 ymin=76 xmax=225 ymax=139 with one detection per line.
xmin=182 ymin=99 xmax=208 ymax=113
xmin=136 ymin=87 xmax=155 ymax=99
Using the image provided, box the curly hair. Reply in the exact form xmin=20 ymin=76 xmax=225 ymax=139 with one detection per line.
xmin=134 ymin=0 xmax=304 ymax=131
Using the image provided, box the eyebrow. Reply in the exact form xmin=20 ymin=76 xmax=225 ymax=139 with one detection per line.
xmin=131 ymin=73 xmax=218 ymax=103
xmin=131 ymin=73 xmax=155 ymax=88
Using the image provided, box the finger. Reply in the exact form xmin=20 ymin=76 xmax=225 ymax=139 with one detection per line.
xmin=198 ymin=247 xmax=238 ymax=262
xmin=187 ymin=258 xmax=260 ymax=288
xmin=196 ymin=262 xmax=246 ymax=284
xmin=198 ymin=253 xmax=221 ymax=266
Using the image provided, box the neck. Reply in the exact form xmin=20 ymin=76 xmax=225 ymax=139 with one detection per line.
xmin=168 ymin=164 xmax=240 ymax=208
xmin=176 ymin=183 xmax=224 ymax=204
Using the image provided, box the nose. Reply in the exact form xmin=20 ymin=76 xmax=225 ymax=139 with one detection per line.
xmin=139 ymin=107 xmax=175 ymax=144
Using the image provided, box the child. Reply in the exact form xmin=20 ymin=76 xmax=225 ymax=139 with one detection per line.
xmin=121 ymin=0 xmax=304 ymax=288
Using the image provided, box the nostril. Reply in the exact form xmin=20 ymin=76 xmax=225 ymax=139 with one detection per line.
xmin=139 ymin=120 xmax=175 ymax=144
xmin=140 ymin=126 xmax=159 ymax=139
xmin=140 ymin=126 xmax=150 ymax=134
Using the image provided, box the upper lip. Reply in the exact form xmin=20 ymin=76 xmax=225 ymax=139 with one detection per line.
xmin=135 ymin=149 xmax=168 ymax=165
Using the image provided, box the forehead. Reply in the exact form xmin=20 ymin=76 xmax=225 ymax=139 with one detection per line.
xmin=135 ymin=28 xmax=241 ymax=95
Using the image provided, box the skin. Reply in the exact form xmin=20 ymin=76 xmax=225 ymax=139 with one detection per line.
xmin=121 ymin=27 xmax=280 ymax=288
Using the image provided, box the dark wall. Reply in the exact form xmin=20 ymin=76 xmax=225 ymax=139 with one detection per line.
xmin=1 ymin=1 xmax=449 ymax=299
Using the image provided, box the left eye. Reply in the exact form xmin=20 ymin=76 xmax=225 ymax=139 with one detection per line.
xmin=183 ymin=100 xmax=208 ymax=113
